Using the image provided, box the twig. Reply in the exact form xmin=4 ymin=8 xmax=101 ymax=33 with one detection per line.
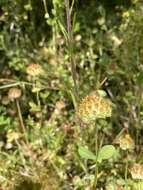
xmin=0 ymin=79 xmax=59 ymax=90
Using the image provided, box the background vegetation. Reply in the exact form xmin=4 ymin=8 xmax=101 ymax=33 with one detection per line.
xmin=0 ymin=0 xmax=143 ymax=189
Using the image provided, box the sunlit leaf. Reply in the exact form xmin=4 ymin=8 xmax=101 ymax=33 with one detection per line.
xmin=98 ymin=145 xmax=116 ymax=162
xmin=78 ymin=145 xmax=96 ymax=161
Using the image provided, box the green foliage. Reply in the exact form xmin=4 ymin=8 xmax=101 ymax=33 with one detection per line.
xmin=97 ymin=145 xmax=116 ymax=162
xmin=78 ymin=144 xmax=116 ymax=162
xmin=78 ymin=145 xmax=97 ymax=161
xmin=0 ymin=0 xmax=143 ymax=189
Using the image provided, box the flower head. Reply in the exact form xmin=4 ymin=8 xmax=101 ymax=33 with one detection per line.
xmin=78 ymin=94 xmax=112 ymax=122
xmin=130 ymin=163 xmax=143 ymax=180
xmin=26 ymin=64 xmax=43 ymax=76
xmin=114 ymin=133 xmax=135 ymax=151
xmin=8 ymin=88 xmax=22 ymax=100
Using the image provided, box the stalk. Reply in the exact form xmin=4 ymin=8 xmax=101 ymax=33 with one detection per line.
xmin=125 ymin=150 xmax=129 ymax=190
xmin=93 ymin=126 xmax=99 ymax=189
xmin=65 ymin=0 xmax=78 ymax=105
xmin=16 ymin=99 xmax=28 ymax=144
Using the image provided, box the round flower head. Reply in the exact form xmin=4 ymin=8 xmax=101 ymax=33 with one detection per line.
xmin=8 ymin=88 xmax=21 ymax=100
xmin=78 ymin=94 xmax=112 ymax=122
xmin=26 ymin=64 xmax=43 ymax=76
xmin=114 ymin=133 xmax=135 ymax=151
xmin=130 ymin=163 xmax=143 ymax=180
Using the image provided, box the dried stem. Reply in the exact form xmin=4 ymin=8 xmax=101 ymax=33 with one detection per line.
xmin=0 ymin=78 xmax=59 ymax=90
xmin=65 ymin=0 xmax=78 ymax=105
xmin=16 ymin=99 xmax=28 ymax=144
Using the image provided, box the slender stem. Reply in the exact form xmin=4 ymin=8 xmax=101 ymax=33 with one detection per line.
xmin=0 ymin=78 xmax=59 ymax=90
xmin=93 ymin=126 xmax=99 ymax=189
xmin=36 ymin=91 xmax=41 ymax=107
xmin=42 ymin=0 xmax=57 ymax=52
xmin=136 ymin=128 xmax=139 ymax=149
xmin=16 ymin=99 xmax=25 ymax=131
xmin=16 ymin=99 xmax=28 ymax=144
xmin=125 ymin=151 xmax=129 ymax=190
xmin=65 ymin=0 xmax=78 ymax=105
xmin=42 ymin=0 xmax=48 ymax=14
xmin=0 ymin=82 xmax=21 ymax=89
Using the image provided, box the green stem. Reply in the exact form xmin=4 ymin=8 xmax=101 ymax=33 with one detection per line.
xmin=36 ymin=91 xmax=41 ymax=107
xmin=93 ymin=126 xmax=99 ymax=189
xmin=136 ymin=128 xmax=139 ymax=148
xmin=42 ymin=0 xmax=48 ymax=14
xmin=125 ymin=151 xmax=129 ymax=190
xmin=65 ymin=0 xmax=79 ymax=106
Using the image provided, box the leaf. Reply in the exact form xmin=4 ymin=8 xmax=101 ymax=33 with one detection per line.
xmin=32 ymin=87 xmax=41 ymax=93
xmin=137 ymin=71 xmax=143 ymax=85
xmin=97 ymin=89 xmax=107 ymax=97
xmin=57 ymin=20 xmax=68 ymax=41
xmin=69 ymin=90 xmax=77 ymax=110
xmin=78 ymin=145 xmax=96 ymax=161
xmin=29 ymin=102 xmax=41 ymax=112
xmin=0 ymin=116 xmax=10 ymax=126
xmin=98 ymin=145 xmax=116 ymax=162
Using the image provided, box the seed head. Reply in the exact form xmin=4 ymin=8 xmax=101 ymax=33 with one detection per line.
xmin=78 ymin=94 xmax=112 ymax=122
xmin=55 ymin=100 xmax=65 ymax=110
xmin=26 ymin=64 xmax=43 ymax=76
xmin=8 ymin=88 xmax=22 ymax=100
xmin=114 ymin=133 xmax=135 ymax=151
xmin=130 ymin=163 xmax=143 ymax=180
xmin=1 ymin=96 xmax=10 ymax=105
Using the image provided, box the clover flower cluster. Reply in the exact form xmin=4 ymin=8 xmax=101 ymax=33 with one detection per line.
xmin=78 ymin=94 xmax=112 ymax=122
xmin=26 ymin=64 xmax=43 ymax=77
xmin=130 ymin=163 xmax=143 ymax=180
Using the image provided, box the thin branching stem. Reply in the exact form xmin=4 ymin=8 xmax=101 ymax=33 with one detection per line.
xmin=65 ymin=0 xmax=79 ymax=106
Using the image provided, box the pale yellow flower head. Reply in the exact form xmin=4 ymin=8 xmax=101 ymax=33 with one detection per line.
xmin=26 ymin=64 xmax=43 ymax=76
xmin=130 ymin=163 xmax=143 ymax=180
xmin=8 ymin=88 xmax=22 ymax=100
xmin=114 ymin=133 xmax=135 ymax=151
xmin=78 ymin=94 xmax=112 ymax=122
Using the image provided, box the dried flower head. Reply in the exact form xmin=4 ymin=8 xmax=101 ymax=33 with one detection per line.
xmin=114 ymin=133 xmax=135 ymax=151
xmin=26 ymin=64 xmax=43 ymax=76
xmin=130 ymin=163 xmax=143 ymax=180
xmin=8 ymin=88 xmax=21 ymax=100
xmin=106 ymin=183 xmax=124 ymax=190
xmin=7 ymin=130 xmax=20 ymax=143
xmin=1 ymin=96 xmax=10 ymax=105
xmin=78 ymin=94 xmax=112 ymax=122
xmin=55 ymin=100 xmax=65 ymax=110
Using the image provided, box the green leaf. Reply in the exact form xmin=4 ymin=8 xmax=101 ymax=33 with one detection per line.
xmin=57 ymin=20 xmax=68 ymax=41
xmin=98 ymin=145 xmax=116 ymax=162
xmin=0 ymin=116 xmax=10 ymax=126
xmin=97 ymin=89 xmax=107 ymax=97
xmin=29 ymin=102 xmax=41 ymax=112
xmin=137 ymin=71 xmax=143 ymax=85
xmin=24 ymin=4 xmax=32 ymax=11
xmin=78 ymin=145 xmax=96 ymax=161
